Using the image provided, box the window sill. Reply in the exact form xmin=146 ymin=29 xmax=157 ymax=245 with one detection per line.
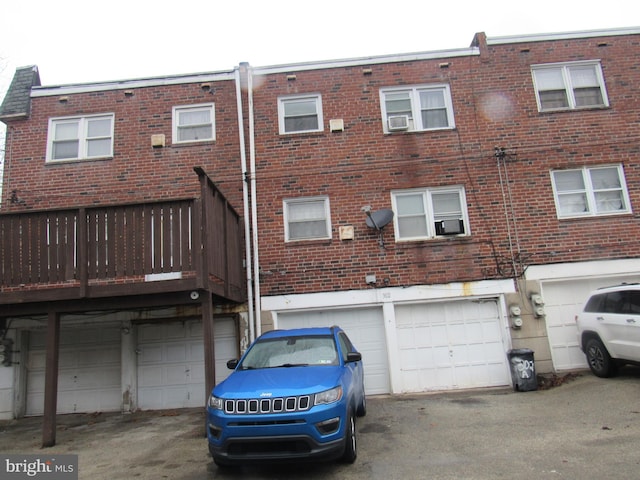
xmin=383 ymin=126 xmax=456 ymax=135
xmin=538 ymin=105 xmax=609 ymax=114
xmin=285 ymin=238 xmax=333 ymax=246
xmin=171 ymin=139 xmax=216 ymax=146
xmin=557 ymin=211 xmax=632 ymax=221
xmin=395 ymin=234 xmax=470 ymax=243
xmin=278 ymin=130 xmax=325 ymax=137
xmin=45 ymin=156 xmax=113 ymax=165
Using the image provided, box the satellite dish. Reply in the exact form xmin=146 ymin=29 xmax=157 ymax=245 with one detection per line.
xmin=365 ymin=209 xmax=394 ymax=230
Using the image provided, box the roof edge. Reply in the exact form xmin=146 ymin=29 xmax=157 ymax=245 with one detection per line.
xmin=252 ymin=47 xmax=479 ymax=75
xmin=31 ymin=70 xmax=236 ymax=97
xmin=487 ymin=26 xmax=640 ymax=45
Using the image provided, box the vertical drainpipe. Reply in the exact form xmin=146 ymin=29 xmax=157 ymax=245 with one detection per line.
xmin=247 ymin=67 xmax=262 ymax=338
xmin=235 ymin=66 xmax=255 ymax=343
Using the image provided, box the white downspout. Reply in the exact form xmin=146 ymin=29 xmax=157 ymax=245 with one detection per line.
xmin=235 ymin=67 xmax=255 ymax=343
xmin=247 ymin=67 xmax=262 ymax=338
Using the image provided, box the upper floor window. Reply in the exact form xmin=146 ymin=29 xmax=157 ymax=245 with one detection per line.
xmin=380 ymin=84 xmax=455 ymax=133
xmin=551 ymin=165 xmax=631 ymax=218
xmin=46 ymin=114 xmax=114 ymax=162
xmin=284 ymin=196 xmax=331 ymax=241
xmin=172 ymin=103 xmax=215 ymax=143
xmin=531 ymin=61 xmax=609 ymax=112
xmin=391 ymin=186 xmax=468 ymax=241
xmin=278 ymin=95 xmax=323 ymax=134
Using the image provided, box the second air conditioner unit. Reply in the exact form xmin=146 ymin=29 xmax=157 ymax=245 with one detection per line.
xmin=388 ymin=115 xmax=410 ymax=131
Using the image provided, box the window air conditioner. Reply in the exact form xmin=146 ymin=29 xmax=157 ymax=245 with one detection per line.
xmin=435 ymin=219 xmax=465 ymax=236
xmin=387 ymin=115 xmax=410 ymax=131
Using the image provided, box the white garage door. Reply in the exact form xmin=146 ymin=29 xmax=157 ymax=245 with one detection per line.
xmin=395 ymin=300 xmax=510 ymax=392
xmin=214 ymin=317 xmax=239 ymax=385
xmin=137 ymin=317 xmax=237 ymax=410
xmin=542 ymin=275 xmax=640 ymax=371
xmin=26 ymin=326 xmax=121 ymax=416
xmin=277 ymin=308 xmax=390 ymax=395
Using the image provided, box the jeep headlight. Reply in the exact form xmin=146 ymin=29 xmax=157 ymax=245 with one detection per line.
xmin=208 ymin=395 xmax=224 ymax=410
xmin=314 ymin=386 xmax=343 ymax=405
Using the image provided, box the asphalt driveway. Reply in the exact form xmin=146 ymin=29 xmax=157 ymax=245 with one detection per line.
xmin=1 ymin=368 xmax=639 ymax=479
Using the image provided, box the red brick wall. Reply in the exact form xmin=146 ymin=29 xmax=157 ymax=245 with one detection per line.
xmin=250 ymin=33 xmax=640 ymax=295
xmin=3 ymin=32 xmax=639 ymax=298
xmin=2 ymin=80 xmax=244 ymax=211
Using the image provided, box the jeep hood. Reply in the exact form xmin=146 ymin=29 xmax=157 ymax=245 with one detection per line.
xmin=214 ymin=366 xmax=343 ymax=398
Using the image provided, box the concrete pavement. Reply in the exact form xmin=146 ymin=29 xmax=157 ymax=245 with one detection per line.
xmin=1 ymin=367 xmax=639 ymax=479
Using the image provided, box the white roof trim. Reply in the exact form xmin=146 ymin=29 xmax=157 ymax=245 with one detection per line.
xmin=31 ymin=70 xmax=236 ymax=97
xmin=29 ymin=47 xmax=479 ymax=97
xmin=252 ymin=48 xmax=479 ymax=75
xmin=487 ymin=26 xmax=640 ymax=45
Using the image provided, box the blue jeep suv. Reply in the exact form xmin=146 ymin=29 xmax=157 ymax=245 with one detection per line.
xmin=206 ymin=326 xmax=366 ymax=466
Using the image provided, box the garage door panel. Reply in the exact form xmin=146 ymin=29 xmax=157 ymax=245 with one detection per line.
xmin=58 ymin=351 xmax=77 ymax=369
xmin=190 ymin=364 xmax=205 ymax=384
xmin=166 ymin=344 xmax=187 ymax=362
xmin=543 ymin=275 xmax=640 ymax=371
xmin=77 ymin=347 xmax=120 ymax=367
xmin=77 ymin=367 xmax=120 ymax=389
xmin=278 ymin=308 xmax=390 ymax=395
xmin=26 ymin=326 xmax=121 ymax=416
xmin=139 ymin=344 xmax=162 ymax=363
xmin=137 ymin=318 xmax=238 ymax=409
xmin=166 ymin=365 xmax=189 ymax=384
xmin=138 ymin=387 xmax=163 ymax=410
xmin=189 ymin=343 xmax=205 ymax=362
xmin=138 ymin=366 xmax=163 ymax=386
xmin=396 ymin=301 xmax=510 ymax=392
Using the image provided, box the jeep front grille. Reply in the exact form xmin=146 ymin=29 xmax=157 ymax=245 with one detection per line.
xmin=223 ymin=395 xmax=311 ymax=414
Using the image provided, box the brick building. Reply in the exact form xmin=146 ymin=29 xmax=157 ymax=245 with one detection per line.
xmin=1 ymin=27 xmax=639 ymax=428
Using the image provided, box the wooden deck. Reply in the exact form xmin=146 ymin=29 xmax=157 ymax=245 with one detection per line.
xmin=0 ymin=168 xmax=245 ymax=309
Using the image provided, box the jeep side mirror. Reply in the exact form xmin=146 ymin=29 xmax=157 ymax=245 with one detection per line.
xmin=226 ymin=359 xmax=239 ymax=370
xmin=346 ymin=352 xmax=362 ymax=363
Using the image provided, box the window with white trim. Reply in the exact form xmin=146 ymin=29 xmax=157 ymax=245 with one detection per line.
xmin=551 ymin=165 xmax=631 ymax=218
xmin=391 ymin=187 xmax=468 ymax=241
xmin=284 ymin=196 xmax=331 ymax=241
xmin=172 ymin=103 xmax=215 ymax=143
xmin=278 ymin=95 xmax=323 ymax=134
xmin=532 ymin=61 xmax=609 ymax=112
xmin=380 ymin=84 xmax=455 ymax=133
xmin=46 ymin=114 xmax=114 ymax=162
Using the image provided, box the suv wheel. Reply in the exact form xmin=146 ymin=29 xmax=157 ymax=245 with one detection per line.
xmin=341 ymin=409 xmax=357 ymax=463
xmin=585 ymin=338 xmax=617 ymax=378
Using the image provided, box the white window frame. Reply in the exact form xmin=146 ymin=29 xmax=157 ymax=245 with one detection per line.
xmin=380 ymin=84 xmax=455 ymax=134
xmin=531 ymin=61 xmax=609 ymax=112
xmin=391 ymin=186 xmax=469 ymax=241
xmin=283 ymin=196 xmax=331 ymax=242
xmin=277 ymin=94 xmax=324 ymax=134
xmin=551 ymin=165 xmax=631 ymax=219
xmin=46 ymin=113 xmax=114 ymax=162
xmin=172 ymin=103 xmax=215 ymax=144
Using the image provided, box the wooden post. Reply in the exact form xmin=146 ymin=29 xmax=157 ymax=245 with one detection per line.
xmin=202 ymin=294 xmax=216 ymax=405
xmin=42 ymin=311 xmax=60 ymax=447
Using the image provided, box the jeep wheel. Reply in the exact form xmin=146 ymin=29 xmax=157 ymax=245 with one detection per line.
xmin=341 ymin=410 xmax=357 ymax=463
xmin=585 ymin=338 xmax=617 ymax=378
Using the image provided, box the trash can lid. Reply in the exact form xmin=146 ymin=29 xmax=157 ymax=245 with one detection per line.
xmin=508 ymin=348 xmax=535 ymax=355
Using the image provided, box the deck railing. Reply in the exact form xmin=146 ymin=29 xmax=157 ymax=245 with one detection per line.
xmin=0 ymin=171 xmax=245 ymax=304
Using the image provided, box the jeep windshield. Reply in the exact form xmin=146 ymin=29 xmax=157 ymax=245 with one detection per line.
xmin=239 ymin=335 xmax=339 ymax=369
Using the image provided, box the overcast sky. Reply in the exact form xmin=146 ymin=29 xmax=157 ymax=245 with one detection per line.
xmin=1 ymin=0 xmax=638 ymax=93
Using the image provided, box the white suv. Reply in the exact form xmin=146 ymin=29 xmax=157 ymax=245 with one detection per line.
xmin=576 ymin=283 xmax=640 ymax=377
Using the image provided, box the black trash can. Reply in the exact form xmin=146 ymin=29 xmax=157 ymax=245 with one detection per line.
xmin=507 ymin=348 xmax=537 ymax=391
